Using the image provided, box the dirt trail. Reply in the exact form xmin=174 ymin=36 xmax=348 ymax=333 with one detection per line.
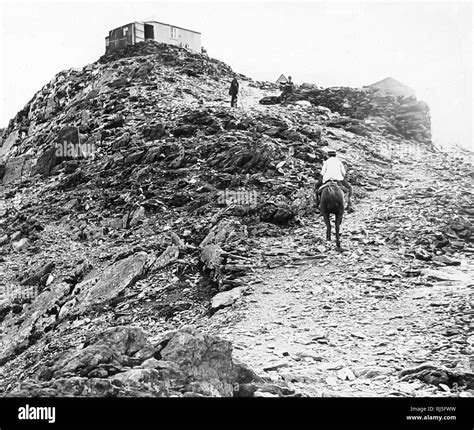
xmin=203 ymin=159 xmax=473 ymax=397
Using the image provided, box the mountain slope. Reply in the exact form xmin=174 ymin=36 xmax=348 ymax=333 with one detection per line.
xmin=0 ymin=41 xmax=472 ymax=397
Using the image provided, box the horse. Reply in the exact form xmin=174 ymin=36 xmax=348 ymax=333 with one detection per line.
xmin=319 ymin=181 xmax=345 ymax=248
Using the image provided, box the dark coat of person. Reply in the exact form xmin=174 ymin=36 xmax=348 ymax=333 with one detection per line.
xmin=281 ymin=78 xmax=295 ymax=100
xmin=229 ymin=78 xmax=239 ymax=96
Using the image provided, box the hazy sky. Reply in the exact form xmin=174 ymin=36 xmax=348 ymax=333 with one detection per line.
xmin=0 ymin=0 xmax=472 ymax=148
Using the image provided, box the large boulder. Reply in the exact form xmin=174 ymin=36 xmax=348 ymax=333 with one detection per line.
xmin=31 ymin=145 xmax=58 ymax=177
xmin=110 ymin=369 xmax=169 ymax=397
xmin=154 ymin=326 xmax=237 ymax=396
xmin=211 ymin=287 xmax=245 ymax=312
xmin=37 ymin=326 xmax=148 ymax=380
xmin=259 ymin=195 xmax=295 ymax=225
xmin=61 ymin=252 xmax=149 ymax=316
xmin=8 ymin=326 xmax=263 ymax=397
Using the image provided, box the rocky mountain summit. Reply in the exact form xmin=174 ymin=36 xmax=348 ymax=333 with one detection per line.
xmin=0 ymin=41 xmax=472 ymax=397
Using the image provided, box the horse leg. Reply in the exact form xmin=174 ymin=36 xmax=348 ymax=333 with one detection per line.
xmin=323 ymin=212 xmax=331 ymax=241
xmin=342 ymin=179 xmax=354 ymax=210
xmin=335 ymin=212 xmax=343 ymax=248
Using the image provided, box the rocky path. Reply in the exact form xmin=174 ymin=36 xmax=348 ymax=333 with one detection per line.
xmin=203 ymin=159 xmax=473 ymax=397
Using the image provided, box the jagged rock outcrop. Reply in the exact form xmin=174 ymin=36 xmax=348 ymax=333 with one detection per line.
xmin=7 ymin=326 xmax=276 ymax=397
xmin=399 ymin=363 xmax=474 ymax=390
xmin=286 ymin=86 xmax=431 ymax=144
xmin=0 ymin=252 xmax=149 ymax=364
xmin=58 ymin=251 xmax=149 ymax=318
xmin=0 ymin=282 xmax=71 ymax=363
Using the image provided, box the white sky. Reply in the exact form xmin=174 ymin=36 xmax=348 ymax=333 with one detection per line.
xmin=0 ymin=0 xmax=472 ymax=149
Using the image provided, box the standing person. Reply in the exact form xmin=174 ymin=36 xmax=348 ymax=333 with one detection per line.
xmin=315 ymin=149 xmax=354 ymax=211
xmin=280 ymin=76 xmax=295 ymax=102
xmin=229 ymin=75 xmax=239 ymax=107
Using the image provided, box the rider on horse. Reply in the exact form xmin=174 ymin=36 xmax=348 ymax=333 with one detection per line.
xmin=315 ymin=149 xmax=354 ymax=211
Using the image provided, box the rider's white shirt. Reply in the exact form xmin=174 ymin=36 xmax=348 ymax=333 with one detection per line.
xmin=321 ymin=157 xmax=346 ymax=182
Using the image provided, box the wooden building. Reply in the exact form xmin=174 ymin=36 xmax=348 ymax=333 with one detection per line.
xmin=105 ymin=21 xmax=201 ymax=53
